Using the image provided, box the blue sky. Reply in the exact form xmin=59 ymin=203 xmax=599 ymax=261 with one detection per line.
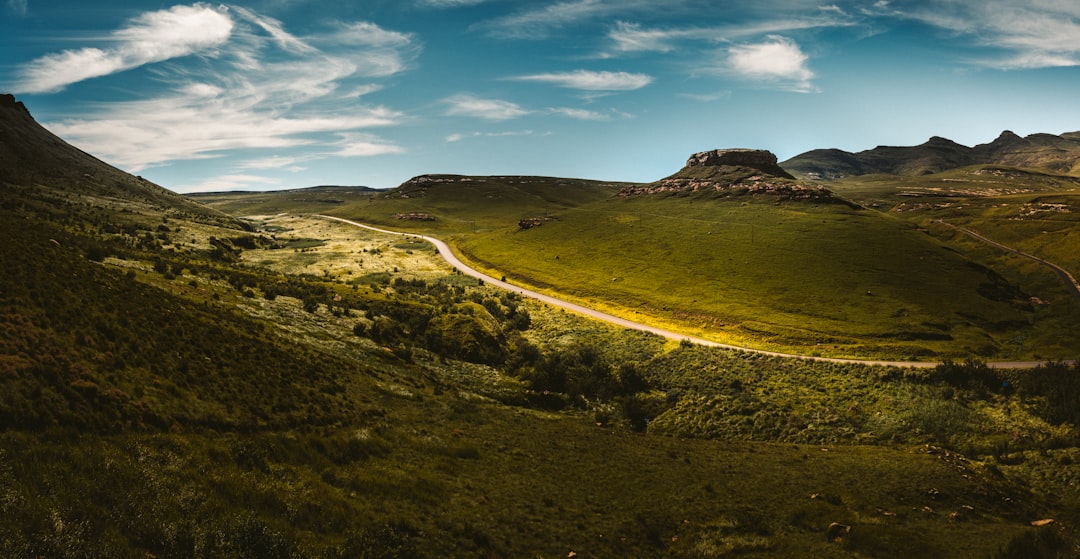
xmin=4 ymin=0 xmax=1080 ymax=192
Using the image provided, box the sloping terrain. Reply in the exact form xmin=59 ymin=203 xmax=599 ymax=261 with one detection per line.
xmin=4 ymin=95 xmax=1080 ymax=557
xmin=0 ymin=94 xmax=235 ymax=225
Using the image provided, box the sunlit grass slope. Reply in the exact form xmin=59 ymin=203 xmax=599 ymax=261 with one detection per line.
xmin=276 ymin=175 xmax=1076 ymax=361
xmin=461 ymin=195 xmax=1055 ymax=359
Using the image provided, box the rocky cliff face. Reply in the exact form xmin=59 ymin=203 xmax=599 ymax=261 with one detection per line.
xmin=619 ymin=148 xmax=850 ymax=205
xmin=684 ymin=149 xmax=795 ymax=179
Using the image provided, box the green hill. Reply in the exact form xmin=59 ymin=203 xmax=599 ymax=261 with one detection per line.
xmin=4 ymin=95 xmax=1080 ymax=557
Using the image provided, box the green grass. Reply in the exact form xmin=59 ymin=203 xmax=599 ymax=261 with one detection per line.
xmin=256 ymin=171 xmax=1076 ymax=361
xmin=9 ymin=101 xmax=1080 ymax=557
xmin=433 ymin=196 xmax=1052 ymax=359
xmin=3 ymin=199 xmax=1078 ymax=557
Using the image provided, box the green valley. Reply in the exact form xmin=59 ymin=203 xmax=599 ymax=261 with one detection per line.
xmin=4 ymin=94 xmax=1080 ymax=558
xmin=199 ymin=153 xmax=1080 ymax=362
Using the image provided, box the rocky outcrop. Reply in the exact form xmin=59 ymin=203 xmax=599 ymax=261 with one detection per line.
xmin=618 ymin=148 xmax=852 ymax=205
xmin=685 ymin=149 xmax=795 ymax=179
xmin=518 ymin=216 xmax=556 ymax=230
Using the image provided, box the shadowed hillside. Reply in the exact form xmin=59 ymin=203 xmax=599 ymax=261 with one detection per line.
xmin=0 ymin=93 xmax=237 ymax=226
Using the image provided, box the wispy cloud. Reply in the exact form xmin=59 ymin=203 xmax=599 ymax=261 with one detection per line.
xmin=679 ymin=91 xmax=732 ymax=102
xmin=334 ymin=133 xmax=406 ymax=157
xmin=182 ymin=173 xmax=285 ymax=193
xmin=474 ymin=0 xmax=683 ymax=39
xmin=548 ymin=107 xmax=626 ymax=120
xmin=726 ymin=36 xmax=816 ymax=92
xmin=27 ymin=5 xmax=417 ymax=171
xmin=510 ymin=70 xmax=652 ymax=91
xmin=13 ymin=4 xmax=234 ymax=93
xmin=445 ymin=130 xmax=550 ymax=142
xmin=7 ymin=0 xmax=27 ymax=17
xmin=47 ymin=95 xmax=401 ymax=171
xmin=604 ymin=8 xmax=854 ymax=55
xmin=237 ymin=155 xmax=311 ymax=171
xmin=443 ymin=94 xmax=531 ymax=120
xmin=897 ymin=1 xmax=1080 ymax=69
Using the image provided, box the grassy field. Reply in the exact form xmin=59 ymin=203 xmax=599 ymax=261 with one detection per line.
xmin=453 ymin=196 xmax=1058 ymax=360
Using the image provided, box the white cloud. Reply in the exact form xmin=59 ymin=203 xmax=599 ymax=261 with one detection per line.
xmin=237 ymin=155 xmax=311 ymax=171
xmin=607 ymin=21 xmax=687 ymax=53
xmin=727 ymin=36 xmax=816 ymax=92
xmin=511 ymin=70 xmax=652 ymax=91
xmin=14 ymin=4 xmax=233 ymax=93
xmin=182 ymin=173 xmax=284 ymax=193
xmin=344 ymin=84 xmax=384 ymax=98
xmin=47 ymin=96 xmax=400 ymax=171
xmin=474 ymin=0 xmax=677 ymax=39
xmin=312 ymin=21 xmax=420 ymax=77
xmin=229 ymin=5 xmax=315 ymax=54
xmin=605 ymin=9 xmax=854 ymax=55
xmin=894 ymin=1 xmax=1080 ymax=69
xmin=548 ymin=107 xmax=612 ymax=120
xmin=445 ymin=130 xmax=547 ymax=142
xmin=443 ymin=94 xmax=531 ymax=120
xmin=679 ymin=91 xmax=732 ymax=102
xmin=22 ymin=5 xmax=417 ymax=171
xmin=335 ymin=134 xmax=406 ymax=157
xmin=331 ymin=21 xmax=414 ymax=47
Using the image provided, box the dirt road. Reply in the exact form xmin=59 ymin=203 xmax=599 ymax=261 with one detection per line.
xmin=938 ymin=220 xmax=1080 ymax=304
xmin=321 ymin=215 xmax=1060 ymax=370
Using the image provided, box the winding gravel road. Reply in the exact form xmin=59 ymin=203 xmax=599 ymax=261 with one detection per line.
xmin=321 ymin=215 xmax=1062 ymax=370
xmin=938 ymin=220 xmax=1080 ymax=305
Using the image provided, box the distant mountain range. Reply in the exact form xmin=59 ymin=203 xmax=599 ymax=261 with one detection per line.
xmin=781 ymin=130 xmax=1080 ymax=180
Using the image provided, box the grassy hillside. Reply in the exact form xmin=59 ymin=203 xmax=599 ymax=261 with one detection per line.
xmin=829 ymin=166 xmax=1080 ymax=337
xmin=5 ymin=96 xmax=1080 ymax=557
xmin=7 ymin=193 xmax=1080 ymax=556
xmin=459 ymin=196 xmax=1061 ymax=360
xmin=258 ymin=174 xmax=1080 ymax=361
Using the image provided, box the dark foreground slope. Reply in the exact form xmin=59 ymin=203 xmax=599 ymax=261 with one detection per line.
xmin=0 ymin=93 xmax=237 ymax=226
xmin=3 ymin=96 xmax=1079 ymax=557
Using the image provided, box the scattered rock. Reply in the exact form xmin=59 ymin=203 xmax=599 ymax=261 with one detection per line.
xmin=395 ymin=212 xmax=436 ymax=221
xmin=518 ymin=216 xmax=556 ymax=230
xmin=826 ymin=522 xmax=851 ymax=542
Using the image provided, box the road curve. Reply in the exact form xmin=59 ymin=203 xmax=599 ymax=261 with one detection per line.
xmin=938 ymin=220 xmax=1080 ymax=305
xmin=320 ymin=215 xmax=1060 ymax=370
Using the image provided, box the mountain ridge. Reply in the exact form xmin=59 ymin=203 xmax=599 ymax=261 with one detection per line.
xmin=782 ymin=130 xmax=1080 ymax=179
